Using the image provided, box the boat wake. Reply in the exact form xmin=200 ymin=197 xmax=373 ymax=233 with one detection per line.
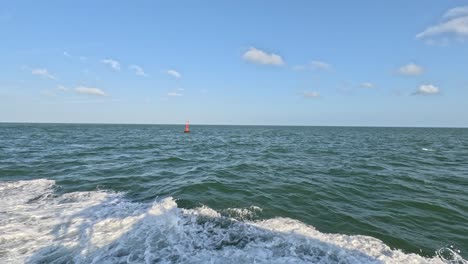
xmin=0 ymin=179 xmax=465 ymax=263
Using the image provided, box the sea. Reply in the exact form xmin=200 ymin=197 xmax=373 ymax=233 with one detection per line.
xmin=0 ymin=123 xmax=467 ymax=263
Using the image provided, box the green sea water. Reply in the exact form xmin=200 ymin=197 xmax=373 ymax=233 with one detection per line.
xmin=0 ymin=123 xmax=467 ymax=263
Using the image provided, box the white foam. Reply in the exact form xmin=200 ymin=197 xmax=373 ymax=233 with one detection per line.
xmin=223 ymin=206 xmax=263 ymax=220
xmin=422 ymin=148 xmax=434 ymax=152
xmin=0 ymin=179 xmax=465 ymax=264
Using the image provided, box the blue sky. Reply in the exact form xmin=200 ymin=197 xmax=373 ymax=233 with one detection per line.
xmin=1 ymin=1 xmax=467 ymax=127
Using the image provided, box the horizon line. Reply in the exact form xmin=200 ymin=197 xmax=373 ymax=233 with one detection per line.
xmin=0 ymin=121 xmax=467 ymax=129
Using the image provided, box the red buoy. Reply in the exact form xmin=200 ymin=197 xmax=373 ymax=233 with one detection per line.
xmin=184 ymin=120 xmax=190 ymax=133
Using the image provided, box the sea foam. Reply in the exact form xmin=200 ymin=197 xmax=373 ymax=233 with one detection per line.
xmin=0 ymin=179 xmax=465 ymax=264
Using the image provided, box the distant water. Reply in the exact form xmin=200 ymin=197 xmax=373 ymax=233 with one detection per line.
xmin=0 ymin=123 xmax=467 ymax=263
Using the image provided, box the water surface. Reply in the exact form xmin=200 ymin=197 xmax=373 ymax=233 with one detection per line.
xmin=0 ymin=124 xmax=467 ymax=263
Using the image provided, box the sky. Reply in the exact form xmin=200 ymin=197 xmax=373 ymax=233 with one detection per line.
xmin=1 ymin=0 xmax=468 ymax=127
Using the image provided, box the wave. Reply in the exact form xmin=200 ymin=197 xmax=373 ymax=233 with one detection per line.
xmin=0 ymin=179 xmax=465 ymax=264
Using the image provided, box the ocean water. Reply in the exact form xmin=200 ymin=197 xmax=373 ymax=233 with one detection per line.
xmin=0 ymin=123 xmax=467 ymax=264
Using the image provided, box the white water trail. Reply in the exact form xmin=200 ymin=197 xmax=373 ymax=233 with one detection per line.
xmin=0 ymin=179 xmax=465 ymax=264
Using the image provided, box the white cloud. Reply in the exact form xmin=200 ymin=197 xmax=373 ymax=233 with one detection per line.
xmin=398 ymin=63 xmax=424 ymax=76
xmin=129 ymin=65 xmax=147 ymax=76
xmin=417 ymin=17 xmax=468 ymax=39
xmin=360 ymin=82 xmax=375 ymax=88
xmin=101 ymin=59 xmax=121 ymax=71
xmin=63 ymin=51 xmax=71 ymax=57
xmin=417 ymin=6 xmax=468 ymax=39
xmin=242 ymin=47 xmax=284 ymax=66
xmin=167 ymin=92 xmax=183 ymax=96
xmin=75 ymin=86 xmax=106 ymax=96
xmin=43 ymin=85 xmax=107 ymax=97
xmin=31 ymin=68 xmax=55 ymax=79
xmin=303 ymin=91 xmax=320 ymax=98
xmin=310 ymin=60 xmax=331 ymax=70
xmin=414 ymin=84 xmax=440 ymax=95
xmin=166 ymin=70 xmax=181 ymax=79
xmin=443 ymin=6 xmax=468 ymax=19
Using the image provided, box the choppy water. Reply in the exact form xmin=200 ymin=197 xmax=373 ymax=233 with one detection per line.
xmin=0 ymin=123 xmax=467 ymax=263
